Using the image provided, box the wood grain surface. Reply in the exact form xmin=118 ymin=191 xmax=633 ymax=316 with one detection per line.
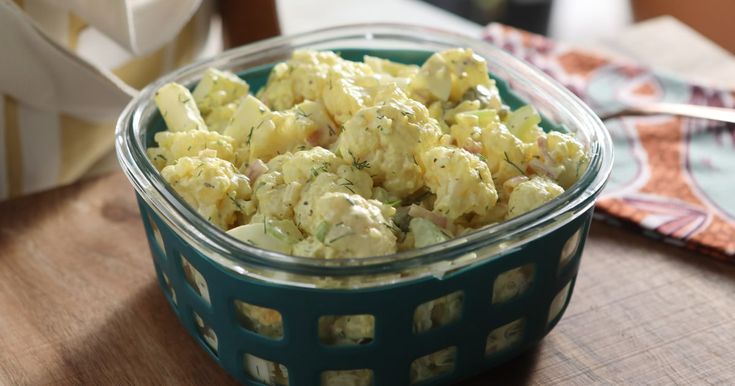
xmin=1 ymin=172 xmax=734 ymax=385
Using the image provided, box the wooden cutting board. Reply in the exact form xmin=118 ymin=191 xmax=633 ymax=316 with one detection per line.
xmin=1 ymin=172 xmax=734 ymax=385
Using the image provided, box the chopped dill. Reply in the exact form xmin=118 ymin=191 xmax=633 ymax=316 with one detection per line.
xmin=339 ymin=178 xmax=356 ymax=193
xmin=383 ymin=221 xmax=401 ymax=233
xmin=348 ymin=150 xmax=370 ymax=170
xmin=296 ymin=107 xmax=312 ymax=118
xmin=386 ymin=199 xmax=402 ymax=207
xmin=229 ymin=195 xmax=243 ymax=210
xmin=310 ymin=162 xmax=330 ymax=177
xmin=328 ymin=231 xmax=354 ymax=244
xmin=246 ymin=126 xmax=254 ymax=145
xmin=503 ymin=151 xmax=525 ymax=174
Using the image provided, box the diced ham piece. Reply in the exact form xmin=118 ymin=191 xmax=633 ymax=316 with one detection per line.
xmin=528 ymin=158 xmax=561 ymax=179
xmin=306 ymin=125 xmax=339 ymax=147
xmin=462 ymin=139 xmax=483 ymax=154
xmin=537 ymin=136 xmax=553 ymax=164
xmin=246 ymin=159 xmax=268 ymax=182
xmin=504 ymin=175 xmax=529 ymax=189
xmin=306 ymin=129 xmax=323 ymax=146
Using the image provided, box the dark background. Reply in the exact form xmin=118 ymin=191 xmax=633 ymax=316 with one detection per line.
xmin=421 ymin=0 xmax=554 ymax=35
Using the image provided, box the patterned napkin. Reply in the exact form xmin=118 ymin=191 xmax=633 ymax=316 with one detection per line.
xmin=483 ymin=23 xmax=735 ymax=261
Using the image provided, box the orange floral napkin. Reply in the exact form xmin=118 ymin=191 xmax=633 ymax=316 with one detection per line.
xmin=483 ymin=24 xmax=735 ymax=261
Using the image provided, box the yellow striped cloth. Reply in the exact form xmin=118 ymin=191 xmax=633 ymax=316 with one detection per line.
xmin=1 ymin=0 xmax=213 ymax=200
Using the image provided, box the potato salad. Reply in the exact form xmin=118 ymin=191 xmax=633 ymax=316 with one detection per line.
xmin=148 ymin=48 xmax=587 ymax=386
xmin=149 ymin=48 xmax=588 ymax=259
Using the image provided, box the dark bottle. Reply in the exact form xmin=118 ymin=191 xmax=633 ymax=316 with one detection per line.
xmin=422 ymin=0 xmax=554 ymax=35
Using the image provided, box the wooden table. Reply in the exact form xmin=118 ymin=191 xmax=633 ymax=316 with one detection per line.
xmin=1 ymin=172 xmax=734 ymax=385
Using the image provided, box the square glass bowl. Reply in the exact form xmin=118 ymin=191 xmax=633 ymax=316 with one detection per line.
xmin=116 ymin=24 xmax=612 ymax=385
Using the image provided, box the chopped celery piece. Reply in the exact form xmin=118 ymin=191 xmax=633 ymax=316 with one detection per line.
xmin=456 ymin=109 xmax=499 ymax=128
xmin=192 ymin=68 xmax=250 ymax=115
xmin=315 ymin=221 xmax=330 ymax=243
xmin=410 ymin=218 xmax=450 ymax=248
xmin=505 ymin=105 xmax=542 ymax=143
xmin=227 ymin=221 xmax=296 ymax=254
xmin=266 ymin=218 xmax=303 ymax=244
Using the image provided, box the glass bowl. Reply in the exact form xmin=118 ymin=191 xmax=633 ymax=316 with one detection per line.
xmin=115 ymin=23 xmax=612 ymax=386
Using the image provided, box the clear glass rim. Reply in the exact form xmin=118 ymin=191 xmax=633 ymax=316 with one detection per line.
xmin=115 ymin=23 xmax=613 ymax=276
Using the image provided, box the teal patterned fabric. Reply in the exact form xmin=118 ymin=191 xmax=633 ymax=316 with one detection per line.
xmin=484 ymin=23 xmax=735 ymax=260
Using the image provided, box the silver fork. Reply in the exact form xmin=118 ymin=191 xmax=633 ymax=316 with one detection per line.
xmin=598 ymin=102 xmax=735 ymax=123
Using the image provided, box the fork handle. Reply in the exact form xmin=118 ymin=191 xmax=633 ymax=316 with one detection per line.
xmin=602 ymin=102 xmax=735 ymax=124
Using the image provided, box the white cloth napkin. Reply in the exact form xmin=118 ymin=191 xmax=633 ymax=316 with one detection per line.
xmin=0 ymin=0 xmax=205 ymax=199
xmin=0 ymin=0 xmax=201 ymax=119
